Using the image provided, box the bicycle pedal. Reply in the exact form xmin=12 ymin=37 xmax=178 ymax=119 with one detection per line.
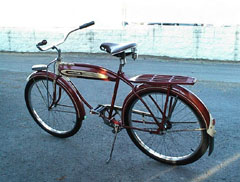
xmin=90 ymin=105 xmax=106 ymax=115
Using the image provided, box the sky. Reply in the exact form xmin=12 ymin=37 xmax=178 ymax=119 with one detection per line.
xmin=1 ymin=0 xmax=240 ymax=28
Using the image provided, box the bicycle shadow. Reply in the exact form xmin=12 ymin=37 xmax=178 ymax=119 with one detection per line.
xmin=37 ymin=129 xmax=204 ymax=182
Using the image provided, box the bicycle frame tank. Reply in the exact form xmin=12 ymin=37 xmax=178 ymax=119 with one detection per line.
xmin=59 ymin=63 xmax=118 ymax=81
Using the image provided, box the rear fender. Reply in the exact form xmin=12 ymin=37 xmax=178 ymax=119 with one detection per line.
xmin=122 ymin=84 xmax=216 ymax=155
xmin=172 ymin=85 xmax=216 ymax=138
xmin=27 ymin=71 xmax=86 ymax=120
xmin=122 ymin=84 xmax=216 ymax=136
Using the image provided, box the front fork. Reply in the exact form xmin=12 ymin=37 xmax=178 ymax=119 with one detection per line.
xmin=47 ymin=79 xmax=62 ymax=110
xmin=47 ymin=60 xmax=61 ymax=110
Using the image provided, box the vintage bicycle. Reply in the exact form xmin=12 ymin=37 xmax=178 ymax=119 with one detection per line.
xmin=25 ymin=21 xmax=216 ymax=165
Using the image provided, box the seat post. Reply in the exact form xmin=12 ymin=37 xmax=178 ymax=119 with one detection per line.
xmin=109 ymin=54 xmax=126 ymax=121
xmin=118 ymin=52 xmax=126 ymax=73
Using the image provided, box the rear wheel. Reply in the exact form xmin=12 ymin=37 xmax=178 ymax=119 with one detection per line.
xmin=25 ymin=76 xmax=82 ymax=138
xmin=124 ymin=87 xmax=208 ymax=165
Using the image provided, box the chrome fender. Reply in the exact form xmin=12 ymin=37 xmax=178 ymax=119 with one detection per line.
xmin=26 ymin=71 xmax=86 ymax=121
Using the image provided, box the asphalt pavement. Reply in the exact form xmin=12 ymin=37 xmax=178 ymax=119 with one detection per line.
xmin=0 ymin=52 xmax=240 ymax=182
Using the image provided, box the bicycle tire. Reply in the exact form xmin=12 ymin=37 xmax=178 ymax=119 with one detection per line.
xmin=25 ymin=75 xmax=82 ymax=138
xmin=123 ymin=87 xmax=209 ymax=165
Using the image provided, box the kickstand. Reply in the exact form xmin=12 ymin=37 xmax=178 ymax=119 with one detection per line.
xmin=106 ymin=126 xmax=119 ymax=164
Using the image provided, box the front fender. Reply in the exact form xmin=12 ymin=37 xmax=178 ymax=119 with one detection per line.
xmin=26 ymin=71 xmax=86 ymax=121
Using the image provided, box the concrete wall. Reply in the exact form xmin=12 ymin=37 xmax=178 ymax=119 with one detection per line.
xmin=1 ymin=25 xmax=240 ymax=61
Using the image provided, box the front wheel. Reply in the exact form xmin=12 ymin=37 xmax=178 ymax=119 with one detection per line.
xmin=123 ymin=87 xmax=209 ymax=165
xmin=25 ymin=75 xmax=82 ymax=138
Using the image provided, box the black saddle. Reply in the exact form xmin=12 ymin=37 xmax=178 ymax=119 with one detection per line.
xmin=100 ymin=42 xmax=137 ymax=57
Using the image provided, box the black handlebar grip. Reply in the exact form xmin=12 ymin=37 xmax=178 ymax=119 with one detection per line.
xmin=79 ymin=21 xmax=95 ymax=29
xmin=37 ymin=40 xmax=47 ymax=46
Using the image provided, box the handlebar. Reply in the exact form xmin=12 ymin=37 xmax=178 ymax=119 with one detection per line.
xmin=37 ymin=40 xmax=47 ymax=47
xmin=79 ymin=21 xmax=95 ymax=29
xmin=36 ymin=21 xmax=95 ymax=51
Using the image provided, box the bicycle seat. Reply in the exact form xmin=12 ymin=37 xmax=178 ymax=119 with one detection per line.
xmin=100 ymin=42 xmax=137 ymax=56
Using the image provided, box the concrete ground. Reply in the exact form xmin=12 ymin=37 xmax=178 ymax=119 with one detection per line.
xmin=0 ymin=52 xmax=240 ymax=182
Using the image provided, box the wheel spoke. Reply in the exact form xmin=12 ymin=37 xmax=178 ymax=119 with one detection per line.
xmin=25 ymin=77 xmax=81 ymax=138
xmin=125 ymin=89 xmax=208 ymax=165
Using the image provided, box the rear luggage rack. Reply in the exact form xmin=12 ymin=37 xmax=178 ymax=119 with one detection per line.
xmin=129 ymin=74 xmax=196 ymax=85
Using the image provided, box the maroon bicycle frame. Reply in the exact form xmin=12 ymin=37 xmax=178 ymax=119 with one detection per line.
xmin=56 ymin=62 xmax=212 ymax=132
